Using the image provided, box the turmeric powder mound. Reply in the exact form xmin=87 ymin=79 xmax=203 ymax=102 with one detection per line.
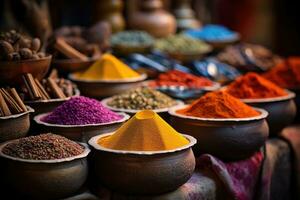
xmin=75 ymin=53 xmax=141 ymax=80
xmin=98 ymin=110 xmax=189 ymax=151
xmin=177 ymin=91 xmax=260 ymax=118
xmin=226 ymin=72 xmax=287 ymax=99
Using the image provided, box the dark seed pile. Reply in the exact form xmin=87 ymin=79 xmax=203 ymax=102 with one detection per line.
xmin=2 ymin=133 xmax=84 ymax=160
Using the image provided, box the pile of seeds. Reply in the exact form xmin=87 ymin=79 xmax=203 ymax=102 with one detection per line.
xmin=41 ymin=96 xmax=122 ymax=125
xmin=155 ymin=34 xmax=211 ymax=54
xmin=111 ymin=31 xmax=154 ymax=47
xmin=107 ymin=87 xmax=177 ymax=110
xmin=2 ymin=133 xmax=84 ymax=160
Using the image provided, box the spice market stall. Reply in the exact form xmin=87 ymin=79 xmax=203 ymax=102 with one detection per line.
xmin=1 ymin=1 xmax=300 ymax=200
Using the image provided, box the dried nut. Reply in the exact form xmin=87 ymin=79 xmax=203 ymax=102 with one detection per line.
xmin=37 ymin=52 xmax=45 ymax=58
xmin=31 ymin=53 xmax=39 ymax=60
xmin=19 ymin=38 xmax=31 ymax=48
xmin=19 ymin=48 xmax=33 ymax=59
xmin=31 ymin=38 xmax=41 ymax=52
xmin=0 ymin=40 xmax=14 ymax=55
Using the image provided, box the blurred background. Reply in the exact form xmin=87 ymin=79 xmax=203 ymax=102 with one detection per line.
xmin=0 ymin=0 xmax=300 ymax=56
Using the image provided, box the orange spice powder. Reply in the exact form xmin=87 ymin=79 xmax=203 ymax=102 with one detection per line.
xmin=263 ymin=57 xmax=300 ymax=89
xmin=177 ymin=91 xmax=260 ymax=118
xmin=226 ymin=72 xmax=287 ymax=99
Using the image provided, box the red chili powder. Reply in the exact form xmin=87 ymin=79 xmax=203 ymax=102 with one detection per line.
xmin=263 ymin=57 xmax=300 ymax=89
xmin=177 ymin=91 xmax=260 ymax=118
xmin=150 ymin=70 xmax=213 ymax=88
xmin=226 ymin=72 xmax=287 ymax=99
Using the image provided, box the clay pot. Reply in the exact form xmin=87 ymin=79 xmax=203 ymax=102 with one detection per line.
xmin=88 ymin=133 xmax=196 ymax=195
xmin=0 ymin=107 xmax=34 ymax=143
xmin=169 ymin=105 xmax=269 ymax=161
xmin=93 ymin=0 xmax=125 ymax=33
xmin=242 ymin=91 xmax=296 ymax=135
xmin=0 ymin=142 xmax=90 ymax=200
xmin=0 ymin=56 xmax=51 ymax=86
xmin=129 ymin=0 xmax=176 ymax=38
xmin=69 ymin=74 xmax=147 ymax=99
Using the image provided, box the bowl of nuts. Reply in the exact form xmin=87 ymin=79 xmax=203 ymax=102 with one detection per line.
xmin=0 ymin=30 xmax=51 ymax=85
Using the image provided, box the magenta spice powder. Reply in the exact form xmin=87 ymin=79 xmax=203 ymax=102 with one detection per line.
xmin=41 ymin=96 xmax=123 ymax=125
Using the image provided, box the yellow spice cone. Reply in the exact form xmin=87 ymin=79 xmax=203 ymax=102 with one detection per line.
xmin=99 ymin=110 xmax=189 ymax=151
xmin=77 ymin=54 xmax=140 ymax=80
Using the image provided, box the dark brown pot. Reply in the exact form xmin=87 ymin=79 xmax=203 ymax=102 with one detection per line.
xmin=0 ymin=107 xmax=33 ymax=143
xmin=0 ymin=142 xmax=90 ymax=200
xmin=0 ymin=56 xmax=51 ymax=86
xmin=169 ymin=106 xmax=269 ymax=161
xmin=69 ymin=74 xmax=147 ymax=99
xmin=244 ymin=91 xmax=296 ymax=135
xmin=88 ymin=133 xmax=196 ymax=195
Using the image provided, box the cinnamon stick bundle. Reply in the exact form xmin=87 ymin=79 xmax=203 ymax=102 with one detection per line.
xmin=0 ymin=88 xmax=23 ymax=114
xmin=7 ymin=88 xmax=28 ymax=112
xmin=0 ymin=92 xmax=11 ymax=116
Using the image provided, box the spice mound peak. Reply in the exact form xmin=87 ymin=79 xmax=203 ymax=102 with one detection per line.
xmin=226 ymin=72 xmax=287 ymax=99
xmin=177 ymin=91 xmax=260 ymax=118
xmin=74 ymin=53 xmax=141 ymax=80
xmin=98 ymin=110 xmax=189 ymax=151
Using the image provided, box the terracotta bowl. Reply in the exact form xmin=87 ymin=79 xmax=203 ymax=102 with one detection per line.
xmin=169 ymin=105 xmax=269 ymax=161
xmin=52 ymin=57 xmax=99 ymax=73
xmin=101 ymin=98 xmax=183 ymax=122
xmin=0 ymin=107 xmax=34 ymax=143
xmin=69 ymin=74 xmax=147 ymax=99
xmin=25 ymin=89 xmax=80 ymax=117
xmin=88 ymin=133 xmax=196 ymax=195
xmin=112 ymin=44 xmax=153 ymax=56
xmin=242 ymin=91 xmax=296 ymax=135
xmin=33 ymin=113 xmax=130 ymax=142
xmin=0 ymin=142 xmax=90 ymax=199
xmin=0 ymin=56 xmax=51 ymax=86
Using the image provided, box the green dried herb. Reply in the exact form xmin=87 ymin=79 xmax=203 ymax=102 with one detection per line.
xmin=111 ymin=31 xmax=154 ymax=47
xmin=155 ymin=34 xmax=211 ymax=54
xmin=107 ymin=87 xmax=177 ymax=110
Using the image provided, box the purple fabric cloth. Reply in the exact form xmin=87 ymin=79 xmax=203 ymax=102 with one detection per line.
xmin=196 ymin=152 xmax=263 ymax=200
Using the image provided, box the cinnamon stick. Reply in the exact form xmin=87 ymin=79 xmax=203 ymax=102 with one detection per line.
xmin=47 ymin=78 xmax=67 ymax=99
xmin=0 ymin=89 xmax=22 ymax=114
xmin=0 ymin=92 xmax=11 ymax=116
xmin=34 ymin=79 xmax=50 ymax=100
xmin=23 ymin=73 xmax=42 ymax=100
xmin=7 ymin=88 xmax=28 ymax=112
xmin=54 ymin=37 xmax=88 ymax=61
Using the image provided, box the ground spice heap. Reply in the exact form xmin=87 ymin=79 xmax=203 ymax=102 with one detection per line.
xmin=74 ymin=53 xmax=141 ymax=80
xmin=99 ymin=110 xmax=189 ymax=151
xmin=177 ymin=91 xmax=260 ymax=118
xmin=226 ymin=72 xmax=287 ymax=99
xmin=2 ymin=133 xmax=84 ymax=160
xmin=150 ymin=70 xmax=213 ymax=88
xmin=42 ymin=96 xmax=122 ymax=125
xmin=264 ymin=57 xmax=300 ymax=89
xmin=107 ymin=87 xmax=177 ymax=110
